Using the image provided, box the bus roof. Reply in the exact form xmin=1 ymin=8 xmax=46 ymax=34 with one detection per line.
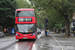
xmin=16 ymin=8 xmax=34 ymax=11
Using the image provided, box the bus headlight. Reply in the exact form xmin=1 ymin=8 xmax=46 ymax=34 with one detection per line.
xmin=31 ymin=33 xmax=35 ymax=36
xmin=16 ymin=33 xmax=20 ymax=36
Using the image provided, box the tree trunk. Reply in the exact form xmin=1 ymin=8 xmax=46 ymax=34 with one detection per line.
xmin=64 ymin=16 xmax=70 ymax=36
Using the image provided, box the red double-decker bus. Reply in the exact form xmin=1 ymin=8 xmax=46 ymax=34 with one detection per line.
xmin=15 ymin=8 xmax=37 ymax=41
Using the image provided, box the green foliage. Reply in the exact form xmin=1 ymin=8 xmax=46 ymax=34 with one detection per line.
xmin=16 ymin=0 xmax=33 ymax=8
xmin=29 ymin=0 xmax=75 ymax=30
xmin=54 ymin=23 xmax=62 ymax=29
xmin=0 ymin=0 xmax=17 ymax=27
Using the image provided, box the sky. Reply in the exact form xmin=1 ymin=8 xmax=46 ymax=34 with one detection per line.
xmin=26 ymin=0 xmax=31 ymax=4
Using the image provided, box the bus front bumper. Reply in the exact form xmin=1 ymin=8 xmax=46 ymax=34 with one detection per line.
xmin=16 ymin=35 xmax=36 ymax=39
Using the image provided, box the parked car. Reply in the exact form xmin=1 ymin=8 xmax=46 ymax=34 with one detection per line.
xmin=0 ymin=26 xmax=4 ymax=38
xmin=0 ymin=31 xmax=4 ymax=38
xmin=37 ymin=28 xmax=41 ymax=34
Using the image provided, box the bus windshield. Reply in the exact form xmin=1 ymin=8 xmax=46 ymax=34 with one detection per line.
xmin=16 ymin=11 xmax=35 ymax=17
xmin=16 ymin=24 xmax=35 ymax=33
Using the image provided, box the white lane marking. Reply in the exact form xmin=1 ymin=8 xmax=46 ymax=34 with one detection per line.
xmin=40 ymin=42 xmax=52 ymax=48
xmin=53 ymin=37 xmax=63 ymax=50
xmin=40 ymin=42 xmax=48 ymax=48
xmin=40 ymin=46 xmax=48 ymax=48
xmin=41 ymin=42 xmax=43 ymax=45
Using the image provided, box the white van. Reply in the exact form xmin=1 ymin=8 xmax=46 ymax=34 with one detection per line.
xmin=37 ymin=28 xmax=41 ymax=34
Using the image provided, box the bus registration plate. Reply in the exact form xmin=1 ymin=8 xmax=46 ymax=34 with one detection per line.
xmin=23 ymin=37 xmax=27 ymax=39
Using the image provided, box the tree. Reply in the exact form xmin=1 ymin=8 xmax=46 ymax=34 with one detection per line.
xmin=29 ymin=0 xmax=75 ymax=36
xmin=16 ymin=0 xmax=33 ymax=8
xmin=0 ymin=0 xmax=17 ymax=28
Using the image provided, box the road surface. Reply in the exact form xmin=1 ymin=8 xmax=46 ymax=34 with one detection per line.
xmin=0 ymin=31 xmax=75 ymax=50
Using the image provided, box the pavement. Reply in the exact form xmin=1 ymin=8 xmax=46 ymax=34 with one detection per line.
xmin=70 ymin=32 xmax=74 ymax=37
xmin=52 ymin=31 xmax=74 ymax=38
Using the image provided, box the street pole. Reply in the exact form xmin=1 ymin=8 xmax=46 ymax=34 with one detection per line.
xmin=45 ymin=17 xmax=48 ymax=37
